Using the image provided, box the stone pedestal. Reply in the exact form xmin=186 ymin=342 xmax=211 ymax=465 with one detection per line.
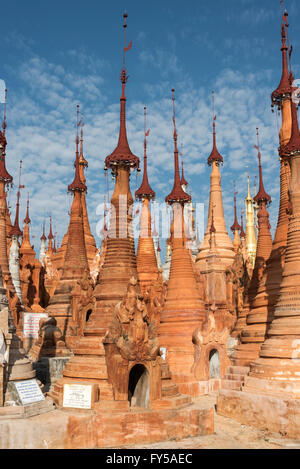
xmin=217 ymin=388 xmax=300 ymax=439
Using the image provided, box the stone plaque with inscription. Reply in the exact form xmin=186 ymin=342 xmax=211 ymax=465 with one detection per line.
xmin=14 ymin=379 xmax=45 ymax=405
xmin=23 ymin=313 xmax=48 ymax=339
xmin=63 ymin=384 xmax=92 ymax=409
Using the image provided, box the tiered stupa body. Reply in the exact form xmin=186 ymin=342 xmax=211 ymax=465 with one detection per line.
xmin=159 ymin=89 xmax=206 ymax=391
xmin=232 ymin=131 xmax=273 ymax=366
xmin=135 ymin=107 xmax=160 ymax=296
xmin=196 ymin=106 xmax=235 ymax=270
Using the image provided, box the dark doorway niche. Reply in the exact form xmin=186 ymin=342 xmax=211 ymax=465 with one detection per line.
xmin=209 ymin=349 xmax=220 ymax=379
xmin=128 ymin=364 xmax=150 ymax=408
xmin=86 ymin=309 xmax=92 ymax=322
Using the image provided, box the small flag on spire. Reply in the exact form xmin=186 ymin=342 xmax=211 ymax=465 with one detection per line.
xmin=124 ymin=40 xmax=133 ymax=53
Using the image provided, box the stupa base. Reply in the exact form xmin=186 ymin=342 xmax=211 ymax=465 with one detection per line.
xmin=217 ymin=387 xmax=300 ymax=439
xmin=0 ymin=398 xmax=214 ymax=449
xmin=172 ymin=374 xmax=222 ymax=397
xmin=0 ymin=397 xmax=55 ymax=420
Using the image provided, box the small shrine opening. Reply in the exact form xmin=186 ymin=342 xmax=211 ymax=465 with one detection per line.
xmin=128 ymin=364 xmax=150 ymax=408
xmin=209 ymin=349 xmax=220 ymax=378
xmin=86 ymin=309 xmax=92 ymax=322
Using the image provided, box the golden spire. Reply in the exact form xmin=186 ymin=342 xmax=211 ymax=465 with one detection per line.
xmin=245 ymin=173 xmax=257 ymax=267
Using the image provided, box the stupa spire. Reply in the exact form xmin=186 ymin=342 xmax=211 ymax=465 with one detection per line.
xmin=253 ymin=128 xmax=271 ymax=206
xmin=159 ymin=89 xmax=206 ymax=390
xmin=44 ymin=112 xmax=89 ymax=348
xmin=231 ymin=184 xmax=241 ymax=253
xmin=240 ymin=212 xmax=246 ymax=239
xmin=207 ymin=91 xmax=223 ymax=166
xmin=41 ymin=221 xmax=46 ymax=241
xmin=232 ymin=135 xmax=273 ymax=366
xmin=74 ymin=114 xmax=98 ymax=275
xmin=196 ymin=90 xmax=234 ymax=269
xmin=271 ymin=2 xmax=292 ymax=105
xmin=48 ymin=216 xmax=53 ymax=241
xmin=105 ymin=13 xmax=139 ymax=170
xmin=135 ymin=107 xmax=160 ymax=295
xmin=68 ymin=105 xmax=87 ymax=193
xmin=245 ymin=174 xmax=257 ymax=267
xmin=0 ymin=89 xmax=12 ymax=185
xmin=10 ymin=160 xmax=23 ymax=238
xmin=24 ymin=193 xmax=30 ymax=225
xmin=79 ymin=119 xmax=88 ymax=172
xmin=165 ymin=89 xmax=191 ymax=204
xmin=231 ymin=185 xmax=241 ymax=232
xmin=20 ymin=193 xmax=32 ymax=250
xmin=78 ymin=12 xmax=139 ymax=340
xmin=135 ymin=106 xmax=155 ymax=199
xmin=180 ymin=145 xmax=189 ymax=187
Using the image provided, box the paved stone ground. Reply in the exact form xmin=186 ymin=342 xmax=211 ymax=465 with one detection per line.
xmin=121 ymin=395 xmax=300 ymax=449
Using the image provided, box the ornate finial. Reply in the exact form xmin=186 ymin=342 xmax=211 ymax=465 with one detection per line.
xmin=207 ymin=90 xmax=223 ymax=166
xmin=68 ymin=104 xmax=86 ymax=193
xmin=240 ymin=211 xmax=246 ymax=238
xmin=180 ymin=144 xmax=188 ymax=187
xmin=165 ymin=89 xmax=191 ymax=205
xmin=2 ymin=88 xmax=7 ymax=135
xmin=231 ymin=181 xmax=241 ymax=232
xmin=135 ymin=106 xmax=155 ymax=199
xmin=271 ymin=1 xmax=292 ymax=104
xmin=79 ymin=115 xmax=88 ymax=168
xmin=172 ymin=88 xmax=177 ymax=142
xmin=253 ymin=128 xmax=271 ymax=205
xmin=10 ymin=160 xmax=24 ymax=237
xmin=121 ymin=12 xmax=132 ymax=84
xmin=41 ymin=220 xmax=46 ymax=241
xmin=24 ymin=192 xmax=31 ymax=225
xmin=48 ymin=216 xmax=54 ymax=240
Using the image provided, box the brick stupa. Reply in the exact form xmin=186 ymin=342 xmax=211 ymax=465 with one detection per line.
xmin=46 ymin=20 xmax=214 ymax=439
xmin=19 ymin=196 xmax=43 ymax=312
xmin=0 ymin=93 xmax=22 ymax=331
xmin=217 ymin=10 xmax=300 ymax=436
xmin=231 ymin=130 xmax=273 ymax=367
xmin=159 ymin=89 xmax=207 ymax=396
xmin=135 ymin=106 xmax=161 ymax=296
xmin=38 ymin=105 xmax=89 ymax=353
xmin=196 ymin=94 xmax=235 ymax=269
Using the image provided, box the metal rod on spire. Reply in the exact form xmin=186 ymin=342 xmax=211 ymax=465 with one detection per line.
xmin=171 ymin=88 xmax=177 ymax=139
xmin=2 ymin=89 xmax=7 ymax=134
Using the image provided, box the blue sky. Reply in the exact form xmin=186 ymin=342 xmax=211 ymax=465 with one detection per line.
xmin=1 ymin=0 xmax=300 ymax=257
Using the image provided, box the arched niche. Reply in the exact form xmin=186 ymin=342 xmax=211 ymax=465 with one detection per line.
xmin=209 ymin=348 xmax=220 ymax=379
xmin=128 ymin=364 xmax=150 ymax=408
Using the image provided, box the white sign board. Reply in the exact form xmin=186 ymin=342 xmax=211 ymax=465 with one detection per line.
xmin=63 ymin=384 xmax=92 ymax=409
xmin=23 ymin=313 xmax=48 ymax=339
xmin=160 ymin=347 xmax=167 ymax=361
xmin=14 ymin=379 xmax=45 ymax=405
